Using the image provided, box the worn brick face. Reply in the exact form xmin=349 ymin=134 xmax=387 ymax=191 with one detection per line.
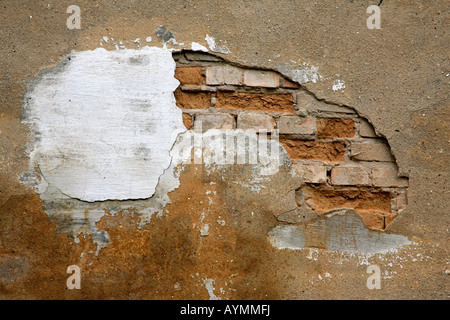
xmin=194 ymin=113 xmax=235 ymax=132
xmin=216 ymin=91 xmax=294 ymax=113
xmin=237 ymin=111 xmax=274 ymax=131
xmin=372 ymin=167 xmax=409 ymax=187
xmin=206 ymin=65 xmax=243 ymax=85
xmin=331 ymin=166 xmax=371 ymax=186
xmin=351 ymin=140 xmax=394 ymax=162
xmin=291 ymin=163 xmax=327 ymax=184
xmin=243 ymin=69 xmax=279 ymax=88
xmin=317 ymin=118 xmax=355 ymax=138
xmin=175 ymin=67 xmax=204 ymax=85
xmin=280 ymin=139 xmax=346 ymax=162
xmin=278 ymin=116 xmax=316 ymax=136
xmin=174 ymin=90 xmax=211 ymax=109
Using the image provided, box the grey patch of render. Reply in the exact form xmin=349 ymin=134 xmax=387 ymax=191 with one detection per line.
xmin=154 ymin=25 xmax=175 ymax=43
xmin=268 ymin=209 xmax=412 ymax=256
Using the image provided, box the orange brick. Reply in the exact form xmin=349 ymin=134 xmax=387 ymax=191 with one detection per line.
xmin=174 ymin=90 xmax=211 ymax=109
xmin=357 ymin=211 xmax=385 ymax=231
xmin=174 ymin=67 xmax=204 ymax=85
xmin=300 ymin=185 xmax=392 ymax=214
xmin=216 ymin=91 xmax=293 ymax=113
xmin=280 ymin=139 xmax=346 ymax=162
xmin=317 ymin=118 xmax=355 ymax=138
xmin=182 ymin=113 xmax=193 ymax=129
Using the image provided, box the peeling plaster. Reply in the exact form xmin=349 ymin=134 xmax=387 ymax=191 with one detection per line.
xmin=205 ymin=34 xmax=231 ymax=54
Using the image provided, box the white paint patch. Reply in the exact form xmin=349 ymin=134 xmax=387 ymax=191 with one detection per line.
xmin=277 ymin=62 xmax=321 ymax=84
xmin=22 ymin=46 xmax=185 ymax=202
xmin=200 ymin=224 xmax=209 ymax=236
xmin=332 ymin=79 xmax=346 ymax=91
xmin=191 ymin=42 xmax=208 ymax=52
xmin=205 ymin=34 xmax=231 ymax=54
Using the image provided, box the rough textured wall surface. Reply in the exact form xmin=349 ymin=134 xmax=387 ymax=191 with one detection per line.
xmin=0 ymin=0 xmax=448 ymax=299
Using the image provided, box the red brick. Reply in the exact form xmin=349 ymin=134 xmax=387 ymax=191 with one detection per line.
xmin=174 ymin=67 xmax=204 ymax=85
xmin=174 ymin=90 xmax=211 ymax=109
xmin=317 ymin=118 xmax=355 ymax=138
xmin=216 ymin=91 xmax=293 ymax=113
xmin=280 ymin=139 xmax=346 ymax=162
xmin=300 ymin=185 xmax=392 ymax=214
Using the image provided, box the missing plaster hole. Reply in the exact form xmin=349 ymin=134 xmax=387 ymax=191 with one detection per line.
xmin=170 ymin=50 xmax=408 ymax=231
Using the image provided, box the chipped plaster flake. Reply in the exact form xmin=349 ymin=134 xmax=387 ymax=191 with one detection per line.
xmin=22 ymin=46 xmax=185 ymax=202
xmin=268 ymin=210 xmax=412 ymax=256
xmin=191 ymin=42 xmax=208 ymax=52
xmin=203 ymin=278 xmax=220 ymax=300
xmin=205 ymin=34 xmax=231 ymax=54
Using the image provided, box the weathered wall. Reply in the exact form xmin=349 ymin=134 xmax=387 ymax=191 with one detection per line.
xmin=0 ymin=0 xmax=448 ymax=299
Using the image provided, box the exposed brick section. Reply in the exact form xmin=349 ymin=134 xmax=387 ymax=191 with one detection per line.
xmin=243 ymin=69 xmax=279 ymax=88
xmin=351 ymin=140 xmax=395 ymax=162
xmin=172 ymin=51 xmax=408 ymax=231
xmin=291 ymin=163 xmax=327 ymax=184
xmin=317 ymin=118 xmax=355 ymax=138
xmin=182 ymin=113 xmax=193 ymax=129
xmin=194 ymin=113 xmax=234 ymax=132
xmin=301 ymin=185 xmax=392 ymax=214
xmin=278 ymin=116 xmax=316 ymax=136
xmin=216 ymin=91 xmax=294 ymax=113
xmin=331 ymin=166 xmax=371 ymax=186
xmin=372 ymin=167 xmax=409 ymax=187
xmin=237 ymin=111 xmax=274 ymax=131
xmin=174 ymin=90 xmax=211 ymax=109
xmin=280 ymin=139 xmax=346 ymax=162
xmin=174 ymin=67 xmax=204 ymax=85
xmin=206 ymin=66 xmax=243 ymax=85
